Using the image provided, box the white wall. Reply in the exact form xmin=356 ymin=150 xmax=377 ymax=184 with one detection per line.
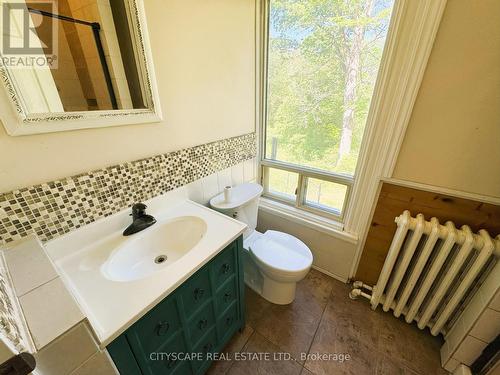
xmin=0 ymin=0 xmax=256 ymax=192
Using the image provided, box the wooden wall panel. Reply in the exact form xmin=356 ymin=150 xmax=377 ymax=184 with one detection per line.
xmin=355 ymin=183 xmax=500 ymax=285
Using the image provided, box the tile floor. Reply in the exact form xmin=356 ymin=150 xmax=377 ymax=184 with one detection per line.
xmin=208 ymin=269 xmax=447 ymax=375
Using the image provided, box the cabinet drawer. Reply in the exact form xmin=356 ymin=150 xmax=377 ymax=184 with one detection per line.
xmin=217 ymin=302 xmax=239 ymax=342
xmin=211 ymin=242 xmax=237 ymax=287
xmin=128 ymin=297 xmax=181 ymax=354
xmin=192 ymin=327 xmax=217 ymax=374
xmin=215 ymin=276 xmax=237 ymax=314
xmin=180 ymin=267 xmax=212 ymax=318
xmin=187 ymin=301 xmax=215 ymax=348
xmin=148 ymin=332 xmax=190 ymax=375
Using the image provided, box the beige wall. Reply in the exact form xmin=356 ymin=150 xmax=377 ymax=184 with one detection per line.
xmin=393 ymin=0 xmax=500 ymax=198
xmin=0 ymin=0 xmax=256 ymax=192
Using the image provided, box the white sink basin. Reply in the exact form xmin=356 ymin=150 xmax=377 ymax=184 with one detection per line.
xmin=101 ymin=216 xmax=207 ymax=282
xmin=45 ymin=192 xmax=247 ymax=345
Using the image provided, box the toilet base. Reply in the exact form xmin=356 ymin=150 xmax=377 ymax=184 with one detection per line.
xmin=242 ymin=229 xmax=311 ymax=305
xmin=243 ymin=249 xmax=299 ymax=305
xmin=261 ymin=276 xmax=297 ymax=305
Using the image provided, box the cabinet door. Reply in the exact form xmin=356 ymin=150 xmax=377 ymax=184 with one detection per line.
xmin=107 ymin=335 xmax=142 ymax=375
xmin=191 ymin=327 xmax=217 ymax=374
xmin=147 ymin=332 xmax=191 ymax=375
xmin=179 ymin=267 xmax=212 ymax=318
xmin=186 ymin=301 xmax=216 ymax=348
xmin=127 ymin=296 xmax=182 ymax=355
xmin=129 ymin=330 xmax=191 ymax=375
xmin=215 ymin=276 xmax=237 ymax=315
xmin=211 ymin=242 xmax=237 ymax=287
xmin=217 ymin=302 xmax=239 ymax=344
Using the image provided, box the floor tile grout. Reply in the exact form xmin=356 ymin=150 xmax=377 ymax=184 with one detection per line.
xmin=300 ymin=284 xmax=333 ymax=375
xmin=222 ymin=329 xmax=256 ymax=375
xmin=217 ymin=270 xmax=445 ymax=375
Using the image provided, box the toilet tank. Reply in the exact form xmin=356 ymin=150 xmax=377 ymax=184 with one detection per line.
xmin=209 ymin=183 xmax=263 ymax=238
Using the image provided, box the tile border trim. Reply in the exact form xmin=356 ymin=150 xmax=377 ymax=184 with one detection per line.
xmin=0 ymin=132 xmax=256 ymax=246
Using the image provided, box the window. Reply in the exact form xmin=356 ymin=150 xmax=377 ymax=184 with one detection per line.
xmin=261 ymin=0 xmax=395 ymax=221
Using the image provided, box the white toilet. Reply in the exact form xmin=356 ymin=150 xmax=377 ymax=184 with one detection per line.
xmin=210 ymin=183 xmax=313 ymax=305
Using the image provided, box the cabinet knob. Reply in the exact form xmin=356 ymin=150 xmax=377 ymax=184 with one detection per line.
xmin=223 ymin=292 xmax=231 ymax=302
xmin=156 ymin=321 xmax=170 ymax=336
xmin=198 ymin=319 xmax=208 ymax=330
xmin=194 ymin=288 xmax=205 ymax=300
xmin=226 ymin=316 xmax=234 ymax=326
xmin=203 ymin=343 xmax=213 ymax=353
xmin=221 ymin=263 xmax=230 ymax=274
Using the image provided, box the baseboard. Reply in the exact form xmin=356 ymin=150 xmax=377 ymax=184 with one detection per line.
xmin=311 ymin=264 xmax=349 ymax=284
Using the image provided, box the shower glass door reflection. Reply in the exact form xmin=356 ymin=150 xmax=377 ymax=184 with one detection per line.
xmin=27 ymin=2 xmax=117 ymax=111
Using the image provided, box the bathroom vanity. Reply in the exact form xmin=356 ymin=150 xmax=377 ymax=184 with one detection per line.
xmin=33 ymin=188 xmax=248 ymax=375
xmin=108 ymin=237 xmax=244 ymax=375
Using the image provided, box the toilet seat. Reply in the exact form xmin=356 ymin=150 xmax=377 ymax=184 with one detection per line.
xmin=250 ymin=230 xmax=312 ymax=276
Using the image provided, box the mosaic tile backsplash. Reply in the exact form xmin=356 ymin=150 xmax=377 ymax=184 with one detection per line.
xmin=0 ymin=132 xmax=256 ymax=247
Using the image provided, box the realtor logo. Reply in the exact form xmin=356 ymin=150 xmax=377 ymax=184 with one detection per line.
xmin=1 ymin=1 xmax=58 ymax=67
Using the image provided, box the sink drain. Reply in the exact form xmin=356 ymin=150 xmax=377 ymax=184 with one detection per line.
xmin=154 ymin=255 xmax=167 ymax=264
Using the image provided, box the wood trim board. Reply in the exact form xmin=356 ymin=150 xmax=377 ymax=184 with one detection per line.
xmin=355 ymin=182 xmax=500 ymax=285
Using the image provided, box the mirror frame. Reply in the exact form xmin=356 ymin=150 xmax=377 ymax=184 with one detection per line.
xmin=0 ymin=0 xmax=162 ymax=136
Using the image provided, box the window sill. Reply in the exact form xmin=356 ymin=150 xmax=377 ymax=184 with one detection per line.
xmin=258 ymin=197 xmax=358 ymax=244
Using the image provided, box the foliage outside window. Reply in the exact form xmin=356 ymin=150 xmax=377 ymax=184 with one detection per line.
xmin=262 ymin=0 xmax=395 ymax=220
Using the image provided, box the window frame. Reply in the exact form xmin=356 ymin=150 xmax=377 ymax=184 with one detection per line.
xmin=261 ymin=160 xmax=353 ymax=222
xmin=256 ymin=0 xmax=448 ymax=280
xmin=258 ymin=0 xmax=373 ymax=224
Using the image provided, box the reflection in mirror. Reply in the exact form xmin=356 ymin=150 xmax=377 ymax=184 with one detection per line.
xmin=7 ymin=0 xmax=147 ymax=113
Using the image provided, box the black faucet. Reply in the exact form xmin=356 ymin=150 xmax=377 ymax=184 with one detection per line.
xmin=123 ymin=203 xmax=157 ymax=236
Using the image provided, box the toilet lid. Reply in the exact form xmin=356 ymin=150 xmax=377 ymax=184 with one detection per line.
xmin=210 ymin=183 xmax=263 ymax=210
xmin=250 ymin=230 xmax=312 ymax=272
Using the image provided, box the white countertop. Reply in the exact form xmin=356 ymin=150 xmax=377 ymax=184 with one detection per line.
xmin=45 ymin=188 xmax=246 ymax=347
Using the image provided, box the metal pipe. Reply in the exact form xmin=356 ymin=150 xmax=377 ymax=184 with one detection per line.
xmin=414 ymin=221 xmax=457 ymax=329
xmin=91 ymin=23 xmax=118 ymax=109
xmin=353 ymin=211 xmax=499 ymax=337
xmin=431 ymin=230 xmax=495 ymax=335
xmin=401 ymin=217 xmax=440 ymax=323
xmin=370 ymin=210 xmax=411 ymax=309
xmin=349 ymin=288 xmax=371 ymax=301
xmin=402 ymin=214 xmax=500 ymax=257
xmin=28 ymin=7 xmax=96 ymax=27
xmin=383 ymin=213 xmax=425 ymax=313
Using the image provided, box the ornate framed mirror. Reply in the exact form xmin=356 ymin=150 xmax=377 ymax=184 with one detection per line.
xmin=0 ymin=0 xmax=161 ymax=135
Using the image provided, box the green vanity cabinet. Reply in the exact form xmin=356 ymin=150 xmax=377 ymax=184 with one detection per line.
xmin=107 ymin=236 xmax=245 ymax=375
